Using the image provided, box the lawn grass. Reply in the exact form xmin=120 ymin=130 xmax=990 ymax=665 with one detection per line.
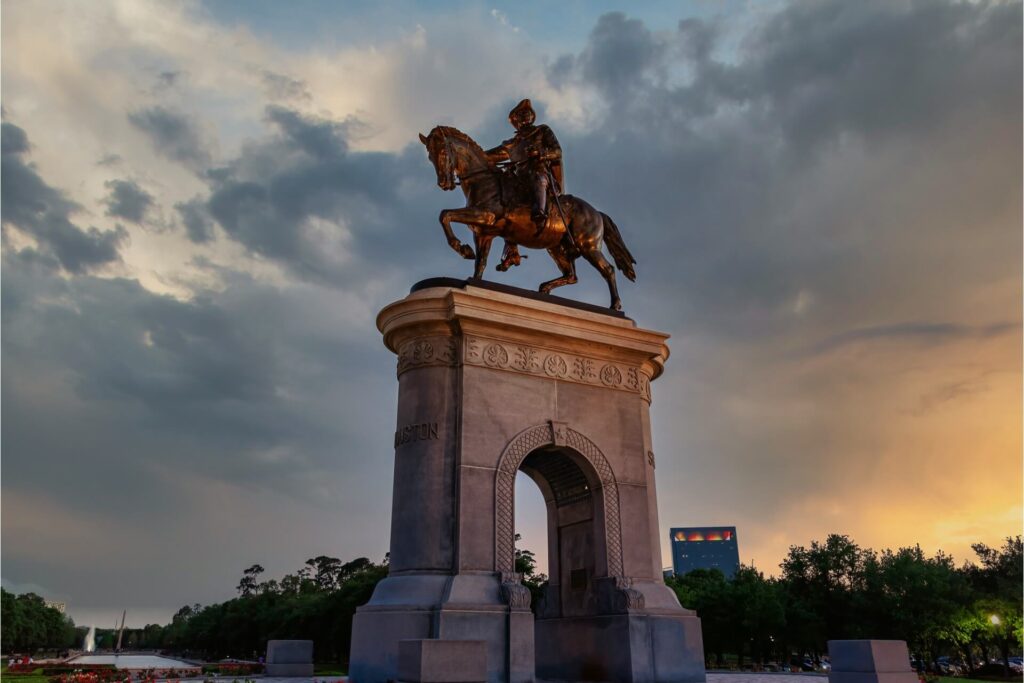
xmin=0 ymin=666 xmax=50 ymax=683
xmin=312 ymin=663 xmax=347 ymax=676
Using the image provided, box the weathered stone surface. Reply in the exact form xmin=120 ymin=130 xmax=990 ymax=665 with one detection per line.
xmin=828 ymin=640 xmax=917 ymax=683
xmin=349 ymin=282 xmax=705 ymax=683
xmin=265 ymin=640 xmax=313 ymax=677
xmin=397 ymin=639 xmax=487 ymax=683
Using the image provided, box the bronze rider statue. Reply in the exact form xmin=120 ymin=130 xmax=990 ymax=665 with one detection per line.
xmin=485 ymin=100 xmax=565 ymax=268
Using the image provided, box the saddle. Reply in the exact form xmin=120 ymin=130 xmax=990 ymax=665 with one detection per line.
xmin=495 ymin=164 xmax=535 ymax=210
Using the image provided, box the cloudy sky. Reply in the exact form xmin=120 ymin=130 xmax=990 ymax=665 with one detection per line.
xmin=2 ymin=0 xmax=1020 ymax=628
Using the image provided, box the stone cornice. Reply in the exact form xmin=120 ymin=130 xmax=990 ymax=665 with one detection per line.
xmin=378 ymin=284 xmax=670 ymax=382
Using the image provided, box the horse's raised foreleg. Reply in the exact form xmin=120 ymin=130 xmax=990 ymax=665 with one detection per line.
xmin=581 ymin=247 xmax=621 ymax=311
xmin=539 ymin=245 xmax=577 ymax=295
xmin=439 ymin=209 xmax=475 ymax=259
xmin=473 ymin=235 xmax=495 ymax=279
xmin=439 ymin=208 xmax=497 ymax=260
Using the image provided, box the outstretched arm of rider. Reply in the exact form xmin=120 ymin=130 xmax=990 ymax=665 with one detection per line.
xmin=485 ymin=143 xmax=511 ymax=164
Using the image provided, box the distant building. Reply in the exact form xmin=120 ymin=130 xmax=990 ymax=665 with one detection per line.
xmin=669 ymin=526 xmax=740 ymax=578
xmin=45 ymin=600 xmax=66 ymax=614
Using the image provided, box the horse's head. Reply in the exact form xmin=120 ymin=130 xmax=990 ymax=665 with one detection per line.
xmin=419 ymin=127 xmax=457 ymax=192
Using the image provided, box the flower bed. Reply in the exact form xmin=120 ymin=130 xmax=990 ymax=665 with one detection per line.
xmin=47 ymin=668 xmax=203 ymax=683
xmin=201 ymin=663 xmax=263 ymax=676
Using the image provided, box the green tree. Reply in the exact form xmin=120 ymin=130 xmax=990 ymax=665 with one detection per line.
xmin=667 ymin=568 xmax=732 ymax=666
xmin=514 ymin=534 xmax=548 ymax=609
xmin=730 ymin=566 xmax=785 ymax=667
xmin=236 ymin=564 xmax=265 ymax=597
xmin=779 ymin=535 xmax=873 ymax=653
xmin=0 ymin=589 xmax=77 ymax=653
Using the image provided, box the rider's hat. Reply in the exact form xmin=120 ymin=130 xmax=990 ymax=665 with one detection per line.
xmin=509 ymin=99 xmax=535 ymax=123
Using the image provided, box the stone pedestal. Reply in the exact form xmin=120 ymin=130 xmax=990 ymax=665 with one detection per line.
xmin=265 ymin=639 xmax=313 ymax=677
xmin=828 ymin=640 xmax=918 ymax=683
xmin=349 ymin=279 xmax=705 ymax=683
xmin=398 ymin=639 xmax=488 ymax=682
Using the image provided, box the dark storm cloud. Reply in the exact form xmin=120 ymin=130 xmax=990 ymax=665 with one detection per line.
xmin=201 ymin=105 xmax=449 ymax=286
xmin=1 ymin=247 xmax=390 ymax=503
xmin=577 ymin=12 xmax=665 ymax=100
xmin=528 ymin=0 xmax=1020 ymax=564
xmin=2 ymin=121 xmax=29 ymax=154
xmin=103 ymin=178 xmax=154 ymax=223
xmin=1 ymin=122 xmax=127 ymax=273
xmin=548 ymin=0 xmax=1021 ymax=337
xmin=128 ymin=105 xmax=210 ymax=168
xmin=175 ymin=197 xmax=215 ymax=243
xmin=2 ymin=246 xmax=396 ymax=611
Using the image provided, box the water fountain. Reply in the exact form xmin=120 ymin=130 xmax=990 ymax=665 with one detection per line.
xmin=83 ymin=626 xmax=95 ymax=653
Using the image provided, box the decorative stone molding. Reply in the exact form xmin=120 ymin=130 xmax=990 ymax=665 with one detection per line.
xmin=396 ymin=336 xmax=458 ymax=376
xmin=499 ymin=573 xmax=532 ymax=610
xmin=613 ymin=576 xmax=646 ymax=611
xmin=465 ymin=336 xmax=653 ymax=403
xmin=494 ymin=422 xmax=624 ymax=578
xmin=595 ymin=576 xmax=646 ymax=613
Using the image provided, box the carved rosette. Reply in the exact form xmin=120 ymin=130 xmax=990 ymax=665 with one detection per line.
xmin=396 ymin=336 xmax=458 ymax=376
xmin=494 ymin=422 xmax=624 ymax=578
xmin=465 ymin=336 xmax=653 ymax=403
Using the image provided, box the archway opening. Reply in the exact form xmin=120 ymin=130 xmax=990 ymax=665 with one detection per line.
xmin=513 ymin=470 xmax=548 ymax=610
xmin=514 ymin=445 xmax=602 ymax=618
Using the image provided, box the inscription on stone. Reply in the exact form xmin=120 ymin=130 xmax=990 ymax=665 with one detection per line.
xmin=394 ymin=422 xmax=439 ymax=448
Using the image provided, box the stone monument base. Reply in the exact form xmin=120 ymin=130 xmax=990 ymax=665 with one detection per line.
xmin=398 ymin=639 xmax=488 ymax=683
xmin=349 ymin=574 xmax=533 ymax=683
xmin=536 ymin=612 xmax=705 ymax=682
xmin=348 ymin=281 xmax=707 ymax=683
xmin=265 ymin=639 xmax=313 ymax=677
xmin=828 ymin=640 xmax=918 ymax=683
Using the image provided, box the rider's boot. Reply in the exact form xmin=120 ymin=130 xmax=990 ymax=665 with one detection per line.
xmin=532 ymin=209 xmax=548 ymax=237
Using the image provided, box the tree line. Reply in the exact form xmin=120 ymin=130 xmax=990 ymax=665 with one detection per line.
xmin=666 ymin=535 xmax=1022 ymax=675
xmin=4 ymin=534 xmax=1019 ymax=673
xmin=102 ymin=556 xmax=388 ymax=662
xmin=1 ymin=590 xmax=78 ymax=654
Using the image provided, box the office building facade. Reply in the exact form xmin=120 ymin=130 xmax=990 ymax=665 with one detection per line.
xmin=669 ymin=526 xmax=740 ymax=578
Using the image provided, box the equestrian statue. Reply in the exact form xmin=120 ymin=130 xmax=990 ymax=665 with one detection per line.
xmin=419 ymin=99 xmax=636 ymax=310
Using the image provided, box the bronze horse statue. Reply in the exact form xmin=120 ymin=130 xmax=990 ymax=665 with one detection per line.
xmin=419 ymin=126 xmax=636 ymax=310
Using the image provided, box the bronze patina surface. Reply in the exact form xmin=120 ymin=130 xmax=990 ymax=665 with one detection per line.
xmin=419 ymin=99 xmax=637 ymax=310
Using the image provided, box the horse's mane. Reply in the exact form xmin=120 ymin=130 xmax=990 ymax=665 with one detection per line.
xmin=433 ymin=125 xmax=488 ymax=159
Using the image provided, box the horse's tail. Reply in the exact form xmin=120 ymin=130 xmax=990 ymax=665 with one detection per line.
xmin=601 ymin=212 xmax=636 ymax=281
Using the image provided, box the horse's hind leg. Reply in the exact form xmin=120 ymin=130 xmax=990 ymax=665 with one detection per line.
xmin=581 ymin=247 xmax=621 ymax=310
xmin=539 ymin=246 xmax=577 ymax=295
xmin=472 ymin=234 xmax=495 ymax=279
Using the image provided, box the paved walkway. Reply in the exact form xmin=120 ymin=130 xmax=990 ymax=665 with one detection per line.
xmin=708 ymin=673 xmax=828 ymax=683
xmin=190 ymin=673 xmax=828 ymax=683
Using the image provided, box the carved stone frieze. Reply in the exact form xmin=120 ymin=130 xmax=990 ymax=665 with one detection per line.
xmin=464 ymin=335 xmax=652 ymax=402
xmin=396 ymin=336 xmax=458 ymax=376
